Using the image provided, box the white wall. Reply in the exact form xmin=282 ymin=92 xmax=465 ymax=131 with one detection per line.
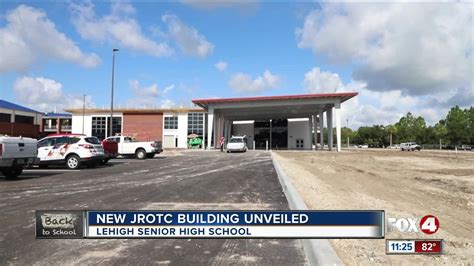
xmin=232 ymin=122 xmax=254 ymax=149
xmin=288 ymin=119 xmax=311 ymax=150
xmin=177 ymin=113 xmax=188 ymax=148
xmin=72 ymin=114 xmax=92 ymax=135
xmin=163 ymin=112 xmax=188 ymax=148
xmin=71 ymin=113 xmax=122 ymax=136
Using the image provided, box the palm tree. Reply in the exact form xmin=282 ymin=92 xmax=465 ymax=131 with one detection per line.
xmin=386 ymin=125 xmax=398 ymax=147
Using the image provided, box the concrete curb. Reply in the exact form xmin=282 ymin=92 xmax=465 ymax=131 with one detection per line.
xmin=270 ymin=151 xmax=343 ymax=266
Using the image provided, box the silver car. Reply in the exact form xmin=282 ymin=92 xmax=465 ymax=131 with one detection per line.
xmin=226 ymin=136 xmax=248 ymax=153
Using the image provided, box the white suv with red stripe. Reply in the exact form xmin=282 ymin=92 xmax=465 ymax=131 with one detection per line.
xmin=37 ymin=134 xmax=105 ymax=169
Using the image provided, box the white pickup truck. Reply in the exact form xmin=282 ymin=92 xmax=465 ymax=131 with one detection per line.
xmin=0 ymin=136 xmax=39 ymax=179
xmin=103 ymin=136 xmax=162 ymax=159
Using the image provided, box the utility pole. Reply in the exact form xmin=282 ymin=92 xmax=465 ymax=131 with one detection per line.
xmin=110 ymin=48 xmax=119 ymax=137
xmin=82 ymin=94 xmax=85 ymax=134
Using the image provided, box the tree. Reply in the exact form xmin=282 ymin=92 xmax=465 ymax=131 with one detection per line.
xmin=468 ymin=107 xmax=474 ymax=145
xmin=395 ymin=112 xmax=426 ymax=143
xmin=385 ymin=125 xmax=397 ymax=147
xmin=445 ymin=106 xmax=469 ymax=145
xmin=433 ymin=121 xmax=447 ymax=148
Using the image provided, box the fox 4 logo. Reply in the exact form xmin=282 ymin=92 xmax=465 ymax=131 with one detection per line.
xmin=387 ymin=215 xmax=440 ymax=235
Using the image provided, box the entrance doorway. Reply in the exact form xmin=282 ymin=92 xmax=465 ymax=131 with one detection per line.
xmin=254 ymin=119 xmax=288 ymax=149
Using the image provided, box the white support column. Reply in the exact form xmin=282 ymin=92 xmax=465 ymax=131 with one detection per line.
xmin=227 ymin=120 xmax=233 ymax=140
xmin=207 ymin=108 xmax=214 ymax=149
xmin=327 ymin=108 xmax=333 ymax=151
xmin=335 ymin=100 xmax=342 ymax=152
xmin=219 ymin=115 xmax=225 ymax=148
xmin=319 ymin=110 xmax=324 ymax=149
xmin=224 ymin=120 xmax=230 ymax=142
xmin=314 ymin=114 xmax=319 ymax=150
xmin=213 ymin=114 xmax=218 ymax=148
xmin=309 ymin=115 xmax=313 ymax=150
xmin=202 ymin=113 xmax=206 ymax=150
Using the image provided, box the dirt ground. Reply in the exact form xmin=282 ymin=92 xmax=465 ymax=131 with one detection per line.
xmin=274 ymin=149 xmax=473 ymax=265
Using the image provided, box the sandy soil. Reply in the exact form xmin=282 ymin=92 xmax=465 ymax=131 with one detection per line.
xmin=274 ymin=149 xmax=473 ymax=265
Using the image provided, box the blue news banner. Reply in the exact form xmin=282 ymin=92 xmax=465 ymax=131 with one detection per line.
xmin=36 ymin=210 xmax=384 ymax=239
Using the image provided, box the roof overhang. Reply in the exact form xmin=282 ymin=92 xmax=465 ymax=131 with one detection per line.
xmin=192 ymin=92 xmax=358 ymax=120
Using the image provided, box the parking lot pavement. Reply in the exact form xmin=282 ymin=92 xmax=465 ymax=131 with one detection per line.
xmin=0 ymin=151 xmax=306 ymax=265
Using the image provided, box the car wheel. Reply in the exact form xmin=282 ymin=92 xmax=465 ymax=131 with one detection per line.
xmin=1 ymin=167 xmax=23 ymax=180
xmin=66 ymin=155 xmax=81 ymax=169
xmin=136 ymin=149 xmax=146 ymax=160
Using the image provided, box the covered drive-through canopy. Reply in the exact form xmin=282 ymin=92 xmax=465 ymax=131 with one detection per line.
xmin=192 ymin=92 xmax=358 ymax=152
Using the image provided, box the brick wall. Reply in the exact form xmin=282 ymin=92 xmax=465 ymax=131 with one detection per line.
xmin=122 ymin=113 xmax=163 ymax=141
xmin=0 ymin=122 xmax=40 ymax=138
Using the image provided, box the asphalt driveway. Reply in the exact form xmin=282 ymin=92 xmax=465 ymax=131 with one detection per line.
xmin=0 ymin=151 xmax=306 ymax=265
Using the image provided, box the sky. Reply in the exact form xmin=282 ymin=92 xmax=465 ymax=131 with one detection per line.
xmin=0 ymin=1 xmax=472 ymax=129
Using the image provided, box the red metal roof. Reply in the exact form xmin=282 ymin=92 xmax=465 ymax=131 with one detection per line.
xmin=192 ymin=92 xmax=358 ymax=106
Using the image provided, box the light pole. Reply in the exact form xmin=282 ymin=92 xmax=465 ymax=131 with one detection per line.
xmin=110 ymin=48 xmax=119 ymax=137
xmin=82 ymin=94 xmax=85 ymax=134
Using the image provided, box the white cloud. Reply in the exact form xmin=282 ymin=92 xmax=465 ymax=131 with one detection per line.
xmin=162 ymin=14 xmax=214 ymax=58
xmin=70 ymin=2 xmax=173 ymax=57
xmin=0 ymin=5 xmax=100 ymax=73
xmin=13 ymin=76 xmax=95 ymax=112
xmin=296 ymin=2 xmax=472 ymax=96
xmin=163 ymin=84 xmax=175 ymax=94
xmin=127 ymin=80 xmax=175 ymax=108
xmin=303 ymin=67 xmax=344 ymax=93
xmin=215 ymin=61 xmax=228 ymax=71
xmin=160 ymin=99 xmax=175 ymax=108
xmin=229 ymin=70 xmax=280 ymax=93
xmin=302 ymin=69 xmax=447 ymax=128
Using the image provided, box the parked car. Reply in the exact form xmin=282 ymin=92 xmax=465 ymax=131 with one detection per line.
xmin=37 ymin=134 xmax=105 ymax=169
xmin=400 ymin=142 xmax=421 ymax=151
xmin=358 ymin=144 xmax=369 ymax=149
xmin=0 ymin=136 xmax=39 ymax=179
xmin=100 ymin=138 xmax=119 ymax=164
xmin=104 ymin=136 xmax=162 ymax=159
xmin=226 ymin=136 xmax=248 ymax=153
xmin=459 ymin=145 xmax=472 ymax=151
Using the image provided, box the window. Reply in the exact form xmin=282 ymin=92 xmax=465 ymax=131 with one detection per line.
xmin=110 ymin=117 xmax=122 ymax=136
xmin=164 ymin=116 xmax=178 ymax=129
xmin=38 ymin=138 xmax=55 ymax=148
xmin=0 ymin=113 xmax=11 ymax=122
xmin=55 ymin=137 xmax=69 ymax=145
xmin=85 ymin=137 xmax=100 ymax=144
xmin=15 ymin=115 xmax=34 ymax=124
xmin=187 ymin=112 xmax=203 ymax=135
xmin=107 ymin=137 xmax=120 ymax=143
xmin=92 ymin=116 xmax=122 ymax=140
xmin=92 ymin=117 xmax=107 ymax=140
xmin=68 ymin=137 xmax=80 ymax=144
